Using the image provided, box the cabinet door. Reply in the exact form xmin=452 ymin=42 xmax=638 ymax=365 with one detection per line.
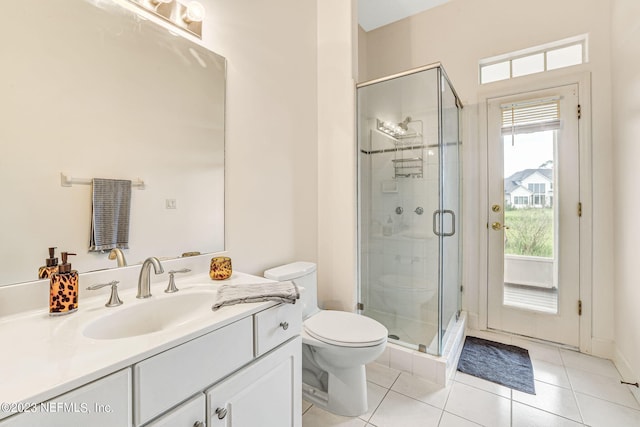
xmin=0 ymin=369 xmax=131 ymax=427
xmin=207 ymin=337 xmax=301 ymax=427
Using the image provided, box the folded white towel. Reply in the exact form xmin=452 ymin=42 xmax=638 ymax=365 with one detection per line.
xmin=212 ymin=281 xmax=300 ymax=311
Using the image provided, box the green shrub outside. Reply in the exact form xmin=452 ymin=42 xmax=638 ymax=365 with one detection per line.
xmin=504 ymin=208 xmax=553 ymax=257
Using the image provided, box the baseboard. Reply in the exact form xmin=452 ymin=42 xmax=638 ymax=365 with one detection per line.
xmin=590 ymin=337 xmax=615 ymax=359
xmin=466 ymin=312 xmax=480 ymax=331
xmin=614 ymin=347 xmax=640 ymax=405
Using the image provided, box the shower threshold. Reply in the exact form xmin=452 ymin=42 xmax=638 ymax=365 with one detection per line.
xmin=375 ymin=312 xmax=467 ymax=386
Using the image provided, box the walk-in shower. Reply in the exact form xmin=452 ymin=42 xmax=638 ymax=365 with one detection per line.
xmin=357 ymin=64 xmax=462 ymax=357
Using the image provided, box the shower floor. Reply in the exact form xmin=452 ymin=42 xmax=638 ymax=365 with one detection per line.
xmin=363 ymin=308 xmax=438 ymax=350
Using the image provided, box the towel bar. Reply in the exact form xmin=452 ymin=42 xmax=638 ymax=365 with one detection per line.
xmin=60 ymin=172 xmax=145 ymax=189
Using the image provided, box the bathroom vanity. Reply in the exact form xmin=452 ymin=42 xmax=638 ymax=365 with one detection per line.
xmin=0 ymin=271 xmax=301 ymax=427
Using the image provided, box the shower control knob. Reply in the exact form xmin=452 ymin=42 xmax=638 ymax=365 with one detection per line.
xmin=279 ymin=321 xmax=289 ymax=330
xmin=395 ymin=207 xmax=403 ymax=214
xmin=415 ymin=207 xmax=424 ymax=215
xmin=215 ymin=408 xmax=227 ymax=419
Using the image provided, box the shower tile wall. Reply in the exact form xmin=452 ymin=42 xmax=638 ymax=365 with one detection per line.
xmin=361 ymin=109 xmax=440 ymax=346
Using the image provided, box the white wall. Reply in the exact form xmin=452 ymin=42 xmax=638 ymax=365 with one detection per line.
xmin=317 ymin=0 xmax=358 ymax=310
xmin=359 ymin=0 xmax=615 ymax=353
xmin=611 ymin=0 xmax=640 ymax=391
xmin=196 ymin=0 xmax=319 ymax=276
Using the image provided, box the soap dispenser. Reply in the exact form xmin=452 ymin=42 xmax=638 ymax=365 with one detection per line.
xmin=49 ymin=252 xmax=79 ymax=316
xmin=38 ymin=247 xmax=59 ymax=279
xmin=382 ymin=215 xmax=393 ymax=236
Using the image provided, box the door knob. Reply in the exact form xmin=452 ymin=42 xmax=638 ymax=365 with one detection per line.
xmin=491 ymin=222 xmax=510 ymax=231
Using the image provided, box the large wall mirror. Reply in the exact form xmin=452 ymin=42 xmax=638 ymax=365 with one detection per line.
xmin=0 ymin=0 xmax=225 ymax=286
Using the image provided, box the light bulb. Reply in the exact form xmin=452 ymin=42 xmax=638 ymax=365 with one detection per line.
xmin=146 ymin=0 xmax=172 ymax=11
xmin=184 ymin=1 xmax=205 ymax=23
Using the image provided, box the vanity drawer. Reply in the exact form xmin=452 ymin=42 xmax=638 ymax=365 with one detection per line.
xmin=133 ymin=317 xmax=253 ymax=426
xmin=254 ymin=302 xmax=301 ymax=356
xmin=0 ymin=369 xmax=131 ymax=427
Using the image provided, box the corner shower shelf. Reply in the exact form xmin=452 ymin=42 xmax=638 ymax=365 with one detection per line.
xmin=392 ymin=157 xmax=423 ymax=178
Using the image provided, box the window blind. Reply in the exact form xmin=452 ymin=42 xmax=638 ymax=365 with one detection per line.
xmin=501 ymin=97 xmax=561 ymax=136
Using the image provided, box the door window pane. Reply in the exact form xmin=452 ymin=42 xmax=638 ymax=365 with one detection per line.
xmin=503 ymin=130 xmax=557 ymax=313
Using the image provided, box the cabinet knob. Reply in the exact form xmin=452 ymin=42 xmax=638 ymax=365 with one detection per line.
xmin=215 ymin=407 xmax=228 ymax=419
xmin=279 ymin=321 xmax=289 ymax=331
xmin=193 ymin=422 xmax=205 ymax=427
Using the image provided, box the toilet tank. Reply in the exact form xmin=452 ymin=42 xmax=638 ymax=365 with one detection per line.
xmin=264 ymin=262 xmax=318 ymax=319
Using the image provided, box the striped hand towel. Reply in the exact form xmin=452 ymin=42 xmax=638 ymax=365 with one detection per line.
xmin=89 ymin=178 xmax=132 ymax=252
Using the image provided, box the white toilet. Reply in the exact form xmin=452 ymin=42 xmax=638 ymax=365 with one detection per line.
xmin=264 ymin=261 xmax=387 ymax=417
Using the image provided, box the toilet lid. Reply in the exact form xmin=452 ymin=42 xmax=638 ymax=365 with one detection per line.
xmin=304 ymin=311 xmax=388 ymax=347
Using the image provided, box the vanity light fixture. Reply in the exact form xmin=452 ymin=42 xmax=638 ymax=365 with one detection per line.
xmin=130 ymin=0 xmax=205 ymax=38
xmin=376 ymin=119 xmax=407 ymax=138
xmin=183 ymin=1 xmax=205 ymax=23
xmin=375 ymin=117 xmax=419 ymax=141
xmin=149 ymin=0 xmax=173 ymax=6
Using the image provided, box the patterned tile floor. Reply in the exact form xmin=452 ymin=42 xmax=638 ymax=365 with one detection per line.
xmin=302 ymin=337 xmax=640 ymax=426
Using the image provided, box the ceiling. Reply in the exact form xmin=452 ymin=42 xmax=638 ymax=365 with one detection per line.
xmin=358 ymin=0 xmax=452 ymax=32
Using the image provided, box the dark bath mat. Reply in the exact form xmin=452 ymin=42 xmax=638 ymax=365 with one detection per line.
xmin=457 ymin=336 xmax=536 ymax=394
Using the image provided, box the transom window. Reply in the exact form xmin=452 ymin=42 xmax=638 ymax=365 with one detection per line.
xmin=480 ymin=35 xmax=587 ymax=84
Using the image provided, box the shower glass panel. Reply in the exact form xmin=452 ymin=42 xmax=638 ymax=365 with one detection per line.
xmin=357 ymin=64 xmax=462 ymax=356
xmin=435 ymin=70 xmax=462 ymax=355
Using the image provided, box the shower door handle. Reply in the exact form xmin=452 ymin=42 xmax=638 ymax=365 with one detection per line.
xmin=442 ymin=210 xmax=456 ymax=237
xmin=433 ymin=210 xmax=441 ymax=236
xmin=433 ymin=210 xmax=456 ymax=237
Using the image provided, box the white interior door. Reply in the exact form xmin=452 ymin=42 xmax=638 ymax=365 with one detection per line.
xmin=487 ymin=84 xmax=581 ymax=347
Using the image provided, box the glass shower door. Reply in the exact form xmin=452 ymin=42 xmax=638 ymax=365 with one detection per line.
xmin=431 ymin=70 xmax=461 ymax=355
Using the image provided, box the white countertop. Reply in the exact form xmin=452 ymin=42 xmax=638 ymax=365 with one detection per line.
xmin=0 ymin=271 xmax=277 ymax=420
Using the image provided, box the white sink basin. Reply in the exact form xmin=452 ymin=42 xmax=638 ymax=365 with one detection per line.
xmin=83 ymin=291 xmax=216 ymax=340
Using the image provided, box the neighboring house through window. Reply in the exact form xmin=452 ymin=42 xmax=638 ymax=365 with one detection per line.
xmin=504 ymin=166 xmax=553 ymax=208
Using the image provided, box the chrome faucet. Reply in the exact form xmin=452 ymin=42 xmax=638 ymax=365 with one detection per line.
xmin=137 ymin=257 xmax=164 ymax=299
xmin=108 ymin=248 xmax=127 ymax=267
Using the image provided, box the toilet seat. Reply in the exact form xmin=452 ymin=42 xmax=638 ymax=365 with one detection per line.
xmin=304 ymin=310 xmax=387 ymax=348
